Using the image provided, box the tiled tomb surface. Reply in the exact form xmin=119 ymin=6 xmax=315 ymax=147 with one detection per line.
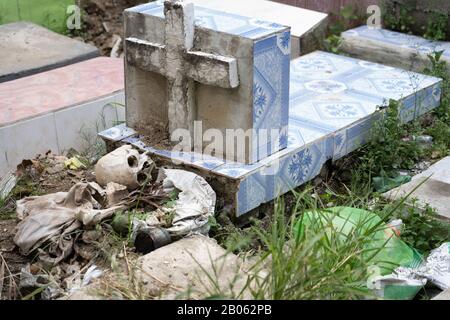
xmin=190 ymin=0 xmax=328 ymax=58
xmin=100 ymin=51 xmax=442 ymax=218
xmin=0 ymin=22 xmax=99 ymax=83
xmin=341 ymin=26 xmax=450 ymax=75
xmin=0 ymin=57 xmax=125 ymax=177
xmin=124 ymin=0 xmax=291 ymax=164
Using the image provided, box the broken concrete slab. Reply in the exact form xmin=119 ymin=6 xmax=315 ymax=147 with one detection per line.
xmin=0 ymin=57 xmax=124 ymax=178
xmin=384 ymin=157 xmax=450 ymax=221
xmin=136 ymin=235 xmax=257 ymax=299
xmin=0 ymin=22 xmax=99 ymax=83
xmin=191 ymin=0 xmax=328 ymax=58
xmin=341 ymin=26 xmax=450 ymax=75
xmin=433 ymin=288 xmax=450 ymax=300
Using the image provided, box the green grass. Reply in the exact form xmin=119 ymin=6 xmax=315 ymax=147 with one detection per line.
xmin=204 ymin=186 xmax=435 ymax=300
xmin=0 ymin=0 xmax=75 ymax=34
xmin=423 ymin=13 xmax=448 ymax=41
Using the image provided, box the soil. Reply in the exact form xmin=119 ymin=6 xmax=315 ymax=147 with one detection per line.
xmin=136 ymin=124 xmax=174 ymax=151
xmin=0 ymin=220 xmax=31 ymax=299
xmin=0 ymin=152 xmax=95 ymax=299
xmin=0 ymin=150 xmax=170 ymax=300
xmin=75 ymin=0 xmax=148 ymax=56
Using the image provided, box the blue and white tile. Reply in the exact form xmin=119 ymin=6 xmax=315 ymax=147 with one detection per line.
xmin=290 ymin=51 xmax=358 ymax=83
xmin=99 ymin=123 xmax=136 ymax=142
xmin=252 ymin=31 xmax=290 ymax=162
xmin=237 ymin=172 xmax=272 ymax=214
xmin=215 ymin=160 xmax=262 ymax=179
xmin=131 ymin=1 xmax=288 ymax=40
xmin=236 ymin=140 xmax=329 ymax=215
xmin=106 ymin=45 xmax=442 ymax=216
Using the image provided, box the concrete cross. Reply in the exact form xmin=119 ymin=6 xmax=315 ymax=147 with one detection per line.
xmin=125 ymin=0 xmax=239 ymax=147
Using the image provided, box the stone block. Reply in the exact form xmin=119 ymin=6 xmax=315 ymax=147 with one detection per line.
xmin=191 ymin=0 xmax=328 ymax=58
xmin=0 ymin=22 xmax=99 ymax=83
xmin=124 ymin=1 xmax=291 ymax=164
xmin=384 ymin=157 xmax=450 ymax=221
xmin=341 ymin=26 xmax=450 ymax=75
xmin=136 ymin=235 xmax=255 ymax=299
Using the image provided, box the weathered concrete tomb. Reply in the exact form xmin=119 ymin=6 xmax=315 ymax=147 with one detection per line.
xmin=100 ymin=0 xmax=442 ymax=218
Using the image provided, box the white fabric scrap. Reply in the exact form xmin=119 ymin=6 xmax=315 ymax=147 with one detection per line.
xmin=157 ymin=169 xmax=216 ymax=237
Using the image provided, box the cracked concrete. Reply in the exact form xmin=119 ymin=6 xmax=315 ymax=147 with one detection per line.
xmin=125 ymin=1 xmax=239 ymax=151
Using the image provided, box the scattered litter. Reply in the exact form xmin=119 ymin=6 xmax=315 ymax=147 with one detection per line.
xmin=134 ymin=227 xmax=172 ymax=254
xmin=412 ymin=161 xmax=432 ymax=174
xmin=157 ymin=169 xmax=216 ymax=238
xmin=19 ymin=263 xmax=103 ymax=300
xmin=0 ymin=173 xmax=17 ymax=201
xmin=295 ymin=207 xmax=425 ymax=300
xmin=5 ymin=145 xmax=220 ymax=300
xmin=16 ymin=159 xmax=44 ymax=179
xmin=373 ymin=242 xmax=450 ymax=299
xmin=387 ymin=219 xmax=403 ymax=237
xmin=414 ymin=135 xmax=433 ymax=145
xmin=105 ymin=182 xmax=129 ymax=206
xmin=373 ymin=173 xmax=412 ymax=193
xmin=19 ymin=265 xmax=60 ymax=300
xmin=110 ymin=35 xmax=123 ymax=58
xmin=416 ymin=242 xmax=450 ymax=290
xmin=14 ymin=183 xmax=125 ymax=266
xmin=108 ymin=167 xmax=216 ymax=249
xmin=82 ymin=265 xmax=103 ymax=287
xmin=64 ymin=155 xmax=88 ymax=170
xmin=295 ymin=207 xmax=423 ymax=275
xmin=371 ymin=267 xmax=427 ymax=300
xmin=68 ymin=265 xmax=103 ymax=294
xmin=95 ymin=145 xmax=154 ymax=189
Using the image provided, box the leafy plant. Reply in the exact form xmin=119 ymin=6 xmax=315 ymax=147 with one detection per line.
xmin=423 ymin=13 xmax=448 ymax=41
xmin=385 ymin=201 xmax=450 ymax=254
xmin=324 ymin=4 xmax=360 ymax=54
xmin=356 ymin=100 xmax=423 ymax=183
xmin=324 ymin=34 xmax=343 ymax=54
xmin=383 ymin=4 xmax=414 ymax=33
xmin=425 ymin=51 xmax=450 ymax=119
xmin=423 ymin=51 xmax=450 ymax=158
xmin=329 ymin=4 xmax=359 ymax=35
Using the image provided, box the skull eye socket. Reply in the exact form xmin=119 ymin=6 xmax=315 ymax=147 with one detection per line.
xmin=137 ymin=173 xmax=148 ymax=184
xmin=142 ymin=161 xmax=151 ymax=169
xmin=128 ymin=155 xmax=139 ymax=168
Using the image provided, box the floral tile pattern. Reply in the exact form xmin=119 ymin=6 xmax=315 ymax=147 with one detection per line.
xmin=252 ymin=31 xmax=290 ymax=162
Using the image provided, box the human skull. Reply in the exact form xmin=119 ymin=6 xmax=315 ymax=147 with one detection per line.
xmin=95 ymin=145 xmax=154 ymax=189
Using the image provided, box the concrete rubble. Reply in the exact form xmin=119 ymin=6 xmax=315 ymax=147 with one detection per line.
xmin=68 ymin=235 xmax=261 ymax=300
xmin=384 ymin=156 xmax=450 ymax=221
